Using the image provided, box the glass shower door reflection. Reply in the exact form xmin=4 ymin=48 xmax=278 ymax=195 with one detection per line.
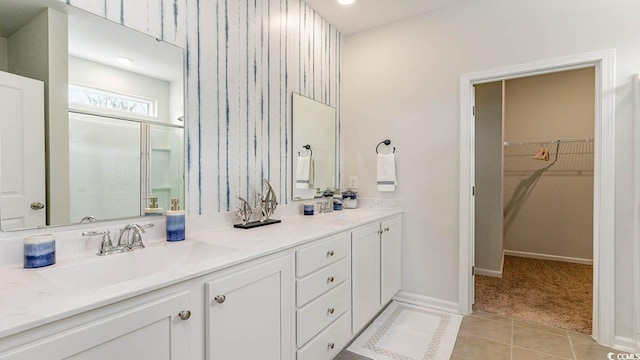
xmin=69 ymin=112 xmax=141 ymax=223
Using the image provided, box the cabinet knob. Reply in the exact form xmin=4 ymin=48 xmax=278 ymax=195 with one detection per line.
xmin=384 ymin=227 xmax=390 ymax=232
xmin=328 ymin=307 xmax=335 ymax=314
xmin=326 ymin=250 xmax=335 ymax=257
xmin=327 ymin=276 xmax=335 ymax=283
xmin=328 ymin=342 xmax=335 ymax=350
xmin=214 ymin=295 xmax=226 ymax=304
xmin=378 ymin=230 xmax=384 ymax=235
xmin=178 ymin=310 xmax=191 ymax=320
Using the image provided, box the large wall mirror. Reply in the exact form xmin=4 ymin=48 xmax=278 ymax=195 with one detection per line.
xmin=0 ymin=0 xmax=185 ymax=231
xmin=292 ymin=93 xmax=336 ymax=200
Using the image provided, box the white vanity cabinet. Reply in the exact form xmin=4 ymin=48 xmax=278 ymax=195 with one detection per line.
xmin=0 ymin=288 xmax=195 ymax=360
xmin=205 ymin=254 xmax=293 ymax=360
xmin=351 ymin=215 xmax=402 ymax=334
xmin=295 ymin=232 xmax=352 ymax=360
xmin=0 ymin=210 xmax=403 ymax=360
xmin=380 ymin=215 xmax=402 ymax=304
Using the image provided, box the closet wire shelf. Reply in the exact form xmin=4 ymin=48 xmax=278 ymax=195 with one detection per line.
xmin=503 ymin=137 xmax=594 ymax=176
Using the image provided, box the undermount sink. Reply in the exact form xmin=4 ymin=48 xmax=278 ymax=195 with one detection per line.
xmin=37 ymin=241 xmax=238 ymax=290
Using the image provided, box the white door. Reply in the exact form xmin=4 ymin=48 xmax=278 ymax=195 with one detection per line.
xmin=471 ymin=85 xmax=476 ymax=304
xmin=381 ymin=216 xmax=402 ymax=304
xmin=0 ymin=71 xmax=46 ymax=230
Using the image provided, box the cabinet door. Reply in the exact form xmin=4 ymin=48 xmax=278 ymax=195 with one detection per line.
xmin=0 ymin=291 xmax=192 ymax=360
xmin=351 ymin=223 xmax=381 ymax=334
xmin=381 ymin=215 xmax=402 ymax=304
xmin=206 ymin=255 xmax=292 ymax=360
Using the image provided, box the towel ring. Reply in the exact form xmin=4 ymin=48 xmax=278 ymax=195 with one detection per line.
xmin=376 ymin=139 xmax=395 ymax=154
xmin=298 ymin=144 xmax=312 ymax=157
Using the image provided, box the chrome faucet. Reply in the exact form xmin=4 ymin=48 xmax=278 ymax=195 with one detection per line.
xmin=82 ymin=230 xmax=114 ymax=256
xmin=117 ymin=223 xmax=154 ymax=252
xmin=82 ymin=223 xmax=153 ymax=256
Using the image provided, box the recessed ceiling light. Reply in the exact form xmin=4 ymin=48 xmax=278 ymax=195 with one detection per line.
xmin=116 ymin=56 xmax=133 ymax=65
xmin=338 ymin=0 xmax=355 ymax=5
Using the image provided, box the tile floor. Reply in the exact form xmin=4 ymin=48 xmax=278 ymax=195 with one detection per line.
xmin=336 ymin=311 xmax=627 ymax=360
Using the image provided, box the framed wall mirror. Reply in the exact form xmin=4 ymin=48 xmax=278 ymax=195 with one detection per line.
xmin=292 ymin=93 xmax=336 ymax=200
xmin=0 ymin=0 xmax=185 ymax=231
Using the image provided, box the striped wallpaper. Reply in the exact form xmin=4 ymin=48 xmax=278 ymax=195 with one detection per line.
xmin=66 ymin=0 xmax=342 ymax=214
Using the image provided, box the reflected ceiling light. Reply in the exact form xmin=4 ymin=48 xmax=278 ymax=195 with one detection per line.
xmin=116 ymin=56 xmax=133 ymax=65
xmin=338 ymin=0 xmax=355 ymax=5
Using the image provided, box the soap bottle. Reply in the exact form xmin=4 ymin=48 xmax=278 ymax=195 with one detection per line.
xmin=144 ymin=197 xmax=164 ymax=216
xmin=166 ymin=199 xmax=185 ymax=242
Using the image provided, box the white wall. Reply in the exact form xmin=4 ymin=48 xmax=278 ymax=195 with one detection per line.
xmin=6 ymin=11 xmax=48 ymax=81
xmin=169 ymin=79 xmax=184 ymax=126
xmin=342 ymin=0 xmax=639 ymax=340
xmin=47 ymin=8 xmax=70 ymax=226
xmin=69 ymin=56 xmax=172 ymax=124
xmin=0 ymin=37 xmax=7 ymax=71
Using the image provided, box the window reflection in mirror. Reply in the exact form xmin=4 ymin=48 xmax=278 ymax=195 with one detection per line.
xmin=0 ymin=0 xmax=185 ymax=230
xmin=292 ymin=93 xmax=336 ymax=201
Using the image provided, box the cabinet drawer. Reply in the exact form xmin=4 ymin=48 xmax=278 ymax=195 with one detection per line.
xmin=296 ymin=311 xmax=351 ymax=360
xmin=296 ymin=232 xmax=350 ymax=277
xmin=297 ymin=280 xmax=351 ymax=347
xmin=297 ymin=257 xmax=350 ymax=307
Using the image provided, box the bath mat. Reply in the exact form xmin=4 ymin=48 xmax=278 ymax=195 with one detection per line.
xmin=347 ymin=301 xmax=462 ymax=360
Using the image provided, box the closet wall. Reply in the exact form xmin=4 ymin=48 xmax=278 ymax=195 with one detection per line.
xmin=503 ymin=67 xmax=595 ymax=261
xmin=0 ymin=37 xmax=6 ymax=71
xmin=475 ymin=82 xmax=504 ymax=275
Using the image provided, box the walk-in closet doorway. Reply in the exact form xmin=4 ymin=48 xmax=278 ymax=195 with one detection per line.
xmin=472 ymin=67 xmax=595 ymax=334
xmin=458 ymin=50 xmax=617 ymax=347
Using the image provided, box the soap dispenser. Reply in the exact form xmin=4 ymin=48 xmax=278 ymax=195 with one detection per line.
xmin=166 ymin=199 xmax=185 ymax=242
xmin=144 ymin=197 xmax=163 ymax=216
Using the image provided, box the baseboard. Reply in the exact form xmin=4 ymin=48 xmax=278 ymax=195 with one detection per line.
xmin=503 ymin=250 xmax=593 ymax=265
xmin=393 ymin=291 xmax=460 ymax=314
xmin=475 ymin=267 xmax=502 ymax=278
xmin=613 ymin=336 xmax=637 ymax=352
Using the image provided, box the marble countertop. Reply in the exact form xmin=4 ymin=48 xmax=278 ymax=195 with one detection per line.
xmin=0 ymin=208 xmax=402 ymax=339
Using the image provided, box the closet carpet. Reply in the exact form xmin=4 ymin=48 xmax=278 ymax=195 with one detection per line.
xmin=473 ymin=255 xmax=592 ymax=334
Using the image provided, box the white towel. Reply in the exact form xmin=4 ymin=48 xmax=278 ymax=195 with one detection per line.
xmin=296 ymin=155 xmax=314 ymax=189
xmin=377 ymin=153 xmax=396 ymax=192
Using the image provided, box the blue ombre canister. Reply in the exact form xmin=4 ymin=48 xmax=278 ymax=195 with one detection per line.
xmin=24 ymin=234 xmax=56 ymax=268
xmin=303 ymin=204 xmax=314 ymax=215
xmin=166 ymin=210 xmax=185 ymax=241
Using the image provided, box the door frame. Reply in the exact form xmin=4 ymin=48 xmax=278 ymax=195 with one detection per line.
xmin=633 ymin=73 xmax=640 ymax=349
xmin=458 ymin=49 xmax=616 ymax=346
